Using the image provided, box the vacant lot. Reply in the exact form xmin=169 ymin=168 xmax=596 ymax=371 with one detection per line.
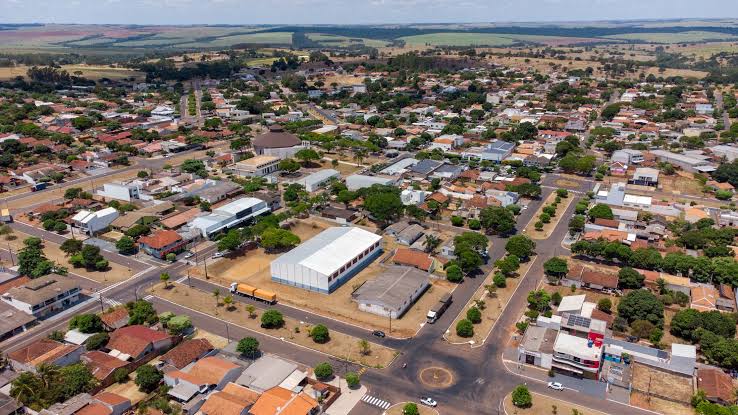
xmin=446 ymin=257 xmax=534 ymax=345
xmin=317 ymin=160 xmax=362 ymax=176
xmin=104 ymin=374 xmax=148 ymax=405
xmin=5 ymin=230 xmax=133 ymax=284
xmin=631 ymin=362 xmax=693 ymax=404
xmin=544 ymin=282 xmax=620 ymax=313
xmin=150 ymin=282 xmax=397 ymax=367
xmin=631 ymin=391 xmax=693 ymax=415
xmin=658 ymin=172 xmax=707 ymax=196
xmin=504 ymin=391 xmax=612 ymax=415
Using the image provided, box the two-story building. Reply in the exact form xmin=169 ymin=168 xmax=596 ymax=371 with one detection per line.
xmin=1 ymin=274 xmax=80 ymax=318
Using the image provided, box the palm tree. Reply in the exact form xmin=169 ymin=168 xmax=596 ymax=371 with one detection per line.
xmin=213 ymin=288 xmax=221 ymax=306
xmin=423 ymin=235 xmax=441 ymax=254
xmin=10 ymin=372 xmax=40 ymax=405
xmin=353 ymin=149 xmax=367 ymax=166
xmin=36 ymin=363 xmax=60 ymax=389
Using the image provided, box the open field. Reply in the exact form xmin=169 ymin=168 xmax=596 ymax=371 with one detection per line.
xmin=605 ymin=31 xmax=738 ymax=43
xmin=307 ymin=33 xmax=388 ymax=48
xmin=631 ymin=362 xmax=694 ymax=404
xmin=523 ymin=192 xmax=574 ymax=240
xmin=0 ymin=64 xmax=144 ymax=81
xmin=150 ymin=282 xmax=397 ymax=367
xmin=446 ymin=257 xmax=533 ymax=345
xmin=504 ymin=391 xmax=613 ymax=415
xmin=399 ymin=33 xmax=519 ymax=47
xmin=317 ymin=159 xmax=362 ymax=176
xmin=5 ymin=230 xmax=134 ymax=284
xmin=177 ymin=32 xmax=293 ymax=48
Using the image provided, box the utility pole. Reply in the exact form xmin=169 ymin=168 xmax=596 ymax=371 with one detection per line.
xmin=203 ymin=256 xmax=209 ymax=280
xmin=99 ymin=295 xmax=105 ymax=312
xmin=187 ymin=267 xmax=192 ymax=288
xmin=224 ymin=321 xmax=230 ymax=342
xmin=7 ymin=244 xmax=14 ymax=266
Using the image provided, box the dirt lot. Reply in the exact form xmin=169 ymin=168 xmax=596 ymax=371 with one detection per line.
xmin=523 ymin=192 xmax=574 ymax=241
xmin=385 ymin=403 xmax=438 ymax=415
xmin=504 ymin=391 xmax=612 ymax=415
xmin=5 ymin=230 xmax=134 ymax=284
xmin=544 ymin=282 xmax=621 ymax=312
xmin=658 ymin=172 xmax=706 ymax=196
xmin=317 ymin=160 xmax=362 ymax=176
xmin=631 ymin=391 xmax=694 ymax=415
xmin=446 ymin=257 xmax=535 ymax=345
xmin=104 ymin=375 xmax=148 ymax=405
xmin=631 ymin=362 xmax=694 ymax=404
xmin=150 ymin=282 xmax=397 ymax=367
xmin=191 ymin=234 xmax=453 ymax=338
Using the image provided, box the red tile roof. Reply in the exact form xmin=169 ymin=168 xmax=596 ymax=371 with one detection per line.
xmin=392 ymin=248 xmax=434 ymax=271
xmin=137 ymin=230 xmax=183 ymax=250
xmin=82 ymin=351 xmax=128 ymax=381
xmin=697 ymin=368 xmax=736 ymax=403
xmin=160 ymin=338 xmax=214 ymax=369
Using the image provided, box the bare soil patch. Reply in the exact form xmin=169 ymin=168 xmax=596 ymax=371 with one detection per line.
xmin=523 ymin=192 xmax=574 ymax=240
xmin=631 ymin=391 xmax=694 ymax=415
xmin=631 ymin=362 xmax=693 ymax=404
xmin=504 ymin=391 xmax=613 ymax=415
xmin=150 ymin=282 xmax=397 ymax=367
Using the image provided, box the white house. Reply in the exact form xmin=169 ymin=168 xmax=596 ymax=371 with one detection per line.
xmin=72 ymin=207 xmax=119 ymax=235
xmin=151 ymin=105 xmax=175 ymax=117
xmin=97 ymin=181 xmax=142 ymax=202
xmin=271 ymin=227 xmax=382 ymax=293
xmin=2 ymin=274 xmax=81 ymax=318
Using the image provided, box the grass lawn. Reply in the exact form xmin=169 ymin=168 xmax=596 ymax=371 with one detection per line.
xmin=150 ymin=282 xmax=398 ymax=367
xmin=445 ymin=256 xmax=534 ymax=345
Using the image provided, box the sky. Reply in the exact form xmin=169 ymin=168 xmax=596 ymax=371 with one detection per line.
xmin=1 ymin=0 xmax=738 ymax=25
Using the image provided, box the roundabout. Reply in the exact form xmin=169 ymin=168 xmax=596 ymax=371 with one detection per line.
xmin=418 ymin=366 xmax=455 ymax=389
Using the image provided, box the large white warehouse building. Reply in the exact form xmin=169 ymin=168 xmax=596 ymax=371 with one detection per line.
xmin=270 ymin=226 xmax=382 ymax=293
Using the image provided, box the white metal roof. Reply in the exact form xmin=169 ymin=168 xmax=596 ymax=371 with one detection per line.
xmin=554 ymin=332 xmax=601 ymax=360
xmin=557 ymin=295 xmax=585 ymax=313
xmin=273 ymin=227 xmax=381 ymax=276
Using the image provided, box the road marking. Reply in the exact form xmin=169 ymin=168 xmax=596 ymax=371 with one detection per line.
xmin=175 ymin=276 xmax=188 ymax=284
xmin=357 ymin=367 xmax=367 ymax=376
xmin=361 ymin=395 xmax=391 ymax=409
xmin=142 ymin=295 xmax=154 ymax=301
xmin=104 ymin=298 xmax=122 ymax=307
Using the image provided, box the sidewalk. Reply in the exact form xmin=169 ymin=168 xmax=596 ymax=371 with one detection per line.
xmin=325 ymin=378 xmax=367 ymax=415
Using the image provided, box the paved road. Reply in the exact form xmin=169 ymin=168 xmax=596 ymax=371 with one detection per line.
xmin=716 ymin=92 xmax=732 ymax=130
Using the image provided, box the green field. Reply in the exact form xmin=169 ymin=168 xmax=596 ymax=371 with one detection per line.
xmin=307 ymin=33 xmax=388 ymax=48
xmin=399 ymin=33 xmax=520 ymax=47
xmin=605 ymin=31 xmax=738 ymax=43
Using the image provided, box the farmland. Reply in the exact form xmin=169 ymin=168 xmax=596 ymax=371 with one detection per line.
xmin=399 ymin=33 xmax=521 ymax=47
xmin=605 ymin=30 xmax=738 ymax=43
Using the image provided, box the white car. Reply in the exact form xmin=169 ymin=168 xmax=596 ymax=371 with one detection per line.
xmin=420 ymin=397 xmax=437 ymax=407
xmin=212 ymin=251 xmax=226 ymax=259
xmin=183 ymin=252 xmax=194 ymax=259
xmin=547 ymin=381 xmax=564 ymax=391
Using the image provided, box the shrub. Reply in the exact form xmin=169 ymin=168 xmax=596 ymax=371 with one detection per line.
xmin=456 ymin=319 xmax=474 ymax=337
xmin=309 ymin=324 xmax=330 ymax=343
xmin=466 ymin=307 xmax=482 ymax=324
xmin=597 ymin=298 xmax=612 ymax=314
xmin=451 ymin=216 xmax=464 ymax=226
xmin=112 ymin=368 xmax=129 ymax=384
xmin=512 ymin=385 xmax=532 ymax=408
xmin=261 ymin=309 xmax=284 ymax=328
xmin=314 ymin=362 xmax=333 ymax=380
xmin=493 ymin=273 xmax=507 ymax=288
xmin=345 ymin=372 xmax=360 ymax=388
xmin=468 ymin=219 xmax=481 ymax=230
xmin=402 ymin=403 xmax=419 ymax=415
xmin=84 ymin=332 xmax=109 ymax=350
xmin=446 ymin=265 xmax=463 ymax=282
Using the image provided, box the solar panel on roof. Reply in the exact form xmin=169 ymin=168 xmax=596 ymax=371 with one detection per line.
xmin=566 ymin=313 xmax=591 ymax=328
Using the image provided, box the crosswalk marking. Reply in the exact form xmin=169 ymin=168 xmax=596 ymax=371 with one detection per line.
xmin=357 ymin=367 xmax=367 ymax=376
xmin=142 ymin=295 xmax=154 ymax=301
xmin=361 ymin=395 xmax=391 ymax=410
xmin=175 ymin=276 xmax=187 ymax=284
xmin=103 ymin=298 xmax=122 ymax=307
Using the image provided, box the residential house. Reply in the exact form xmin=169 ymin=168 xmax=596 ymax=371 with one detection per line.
xmin=631 ymin=167 xmax=659 ymax=186
xmin=99 ymin=307 xmax=129 ymax=331
xmin=1 ymin=274 xmax=81 ymax=318
xmin=165 ymin=356 xmax=243 ymax=403
xmin=106 ymin=325 xmax=175 ymax=362
xmin=159 ymin=338 xmax=214 ymax=370
xmin=248 ymin=387 xmax=318 ymax=415
xmin=396 ymin=224 xmax=424 ymax=246
xmin=199 ymin=383 xmax=259 ymax=415
xmin=697 ymin=368 xmax=736 ymax=404
xmin=717 ymin=284 xmax=736 ymax=312
xmin=138 ymin=230 xmax=187 ymax=259
xmin=0 ymin=300 xmax=35 ymax=341
xmin=97 ymin=182 xmax=142 ymax=202
xmin=392 ymin=248 xmax=436 ymax=272
xmin=72 ymin=207 xmax=119 ymax=235
xmin=8 ymin=339 xmax=84 ymax=372
xmin=81 ymin=351 xmax=129 ymax=386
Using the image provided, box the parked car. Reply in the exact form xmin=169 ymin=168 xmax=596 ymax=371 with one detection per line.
xmin=372 ymin=330 xmax=386 ymax=338
xmin=212 ymin=251 xmax=226 ymax=259
xmin=183 ymin=252 xmax=194 ymax=259
xmin=547 ymin=382 xmax=564 ymax=391
xmin=420 ymin=397 xmax=437 ymax=407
